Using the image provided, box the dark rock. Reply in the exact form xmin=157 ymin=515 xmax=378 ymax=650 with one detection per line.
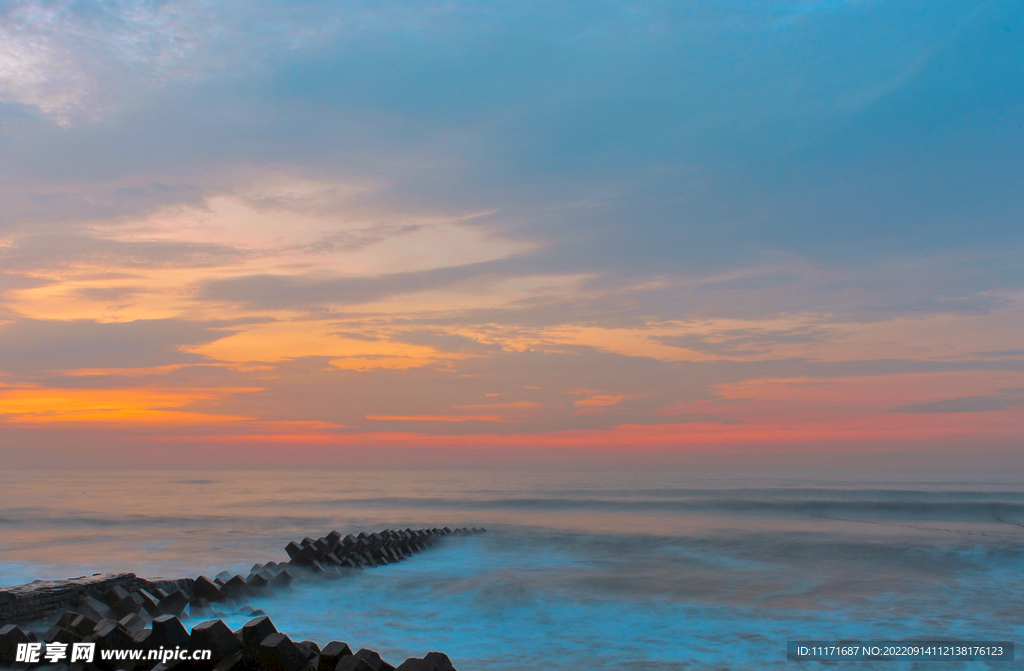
xmin=215 ymin=572 xmax=233 ymax=583
xmin=119 ymin=613 xmax=147 ymax=632
xmin=245 ymin=572 xmax=268 ymax=588
xmin=189 ymin=619 xmax=242 ymax=669
xmin=317 ymin=642 xmax=352 ymax=671
xmin=158 ymin=590 xmax=190 ymax=617
xmin=259 ymin=632 xmax=306 ymax=671
xmin=355 ymin=649 xmax=394 ymax=671
xmin=132 ymin=628 xmax=152 ymax=648
xmin=191 ymin=598 xmax=214 ymax=618
xmin=70 ymin=615 xmax=98 ymax=637
xmin=219 ymin=576 xmax=247 ymax=599
xmin=285 ymin=541 xmax=303 ymax=560
xmin=150 ymin=615 xmax=191 ymax=649
xmin=241 ymin=616 xmax=277 ymax=660
xmin=194 ymin=576 xmax=224 ymax=601
xmin=212 ymin=652 xmax=247 ymax=671
xmin=78 ymin=595 xmax=115 ymax=621
xmin=136 ymin=589 xmax=162 ymax=615
xmin=150 ymin=659 xmax=192 ymax=671
xmin=290 ymin=545 xmax=318 ymax=566
xmin=334 ymin=656 xmax=375 ymax=671
xmin=103 ymin=585 xmax=131 ymax=608
xmin=268 ymin=569 xmax=294 ymax=588
xmin=422 ymin=653 xmax=454 ymax=671
xmin=93 ymin=621 xmax=134 ymax=670
xmin=113 ymin=592 xmax=145 ymax=618
xmin=56 ymin=611 xmax=82 ymax=629
xmin=152 ymin=588 xmax=170 ymax=600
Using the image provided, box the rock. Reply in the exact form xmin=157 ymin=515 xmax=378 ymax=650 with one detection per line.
xmin=136 ymin=589 xmax=162 ymax=615
xmin=152 ymin=588 xmax=170 ymax=600
xmin=119 ymin=613 xmax=147 ymax=632
xmin=355 ymin=649 xmax=394 ymax=671
xmin=212 ymin=651 xmax=247 ymax=671
xmin=422 ymin=653 xmax=455 ymax=671
xmin=113 ymin=592 xmax=145 ymax=618
xmin=78 ymin=595 xmax=115 ymax=622
xmin=259 ymin=632 xmax=307 ymax=671
xmin=194 ymin=576 xmax=225 ymax=601
xmin=103 ymin=585 xmax=131 ymax=608
xmin=269 ymin=569 xmax=294 ymax=589
xmin=285 ymin=542 xmax=304 ymax=560
xmin=189 ymin=619 xmax=242 ymax=669
xmin=334 ymin=656 xmax=375 ymax=671
xmin=245 ymin=572 xmax=269 ymax=588
xmin=150 ymin=615 xmax=191 ymax=649
xmin=215 ymin=571 xmax=233 ymax=583
xmin=191 ymin=597 xmax=214 ymax=618
xmin=56 ymin=611 xmax=82 ymax=629
xmin=158 ymin=590 xmax=191 ymax=617
xmin=70 ymin=615 xmax=98 ymax=637
xmin=92 ymin=621 xmax=135 ymax=670
xmin=219 ymin=575 xmax=247 ymax=599
xmin=1 ymin=624 xmax=30 ymax=665
xmin=241 ymin=616 xmax=277 ymax=660
xmin=132 ymin=628 xmax=152 ymax=648
xmin=317 ymin=641 xmax=352 ymax=671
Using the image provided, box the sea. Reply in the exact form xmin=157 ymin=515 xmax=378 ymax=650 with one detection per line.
xmin=1 ymin=469 xmax=1022 ymax=670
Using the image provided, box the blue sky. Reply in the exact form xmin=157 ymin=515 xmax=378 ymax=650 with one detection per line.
xmin=0 ymin=0 xmax=1021 ymax=466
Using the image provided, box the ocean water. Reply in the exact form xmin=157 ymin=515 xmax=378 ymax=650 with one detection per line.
xmin=1 ymin=469 xmax=1023 ymax=669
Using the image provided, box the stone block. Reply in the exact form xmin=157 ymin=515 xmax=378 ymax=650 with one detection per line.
xmin=245 ymin=572 xmax=268 ymax=589
xmin=354 ymin=649 xmax=394 ymax=671
xmin=113 ymin=593 xmax=145 ymax=618
xmin=259 ymin=632 xmax=306 ymax=671
xmin=212 ymin=651 xmax=246 ymax=671
xmin=103 ymin=586 xmax=131 ymax=608
xmin=215 ymin=572 xmax=233 ymax=583
xmin=194 ymin=576 xmax=224 ymax=602
xmin=421 ymin=653 xmax=454 ymax=671
xmin=219 ymin=576 xmax=247 ymax=599
xmin=151 ymin=615 xmax=191 ymax=650
xmin=334 ymin=656 xmax=374 ymax=671
xmin=189 ymin=619 xmax=241 ymax=669
xmin=119 ymin=613 xmax=146 ymax=632
xmin=56 ymin=611 xmax=82 ymax=629
xmin=317 ymin=641 xmax=352 ymax=671
xmin=152 ymin=588 xmax=170 ymax=600
xmin=241 ymin=616 xmax=276 ymax=660
xmin=158 ymin=590 xmax=190 ymax=617
xmin=190 ymin=598 xmax=213 ymax=619
xmin=135 ymin=589 xmax=162 ymax=615
xmin=70 ymin=615 xmax=98 ymax=637
xmin=78 ymin=595 xmax=114 ymax=622
xmin=268 ymin=569 xmax=294 ymax=589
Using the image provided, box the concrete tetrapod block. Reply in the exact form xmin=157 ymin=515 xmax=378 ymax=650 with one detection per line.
xmin=421 ymin=653 xmax=455 ymax=671
xmin=56 ymin=611 xmax=82 ymax=629
xmin=259 ymin=632 xmax=307 ymax=671
xmin=269 ymin=569 xmax=294 ymax=589
xmin=194 ymin=576 xmax=225 ymax=602
xmin=219 ymin=576 xmax=247 ymax=599
xmin=354 ymin=649 xmax=395 ymax=671
xmin=334 ymin=655 xmax=375 ymax=671
xmin=78 ymin=595 xmax=115 ymax=622
xmin=317 ymin=641 xmax=352 ymax=671
xmin=70 ymin=614 xmax=99 ymax=637
xmin=45 ymin=624 xmax=82 ymax=645
xmin=119 ymin=613 xmax=147 ymax=632
xmin=189 ymin=619 xmax=242 ymax=670
xmin=136 ymin=589 xmax=162 ymax=615
xmin=0 ymin=624 xmax=30 ymax=665
xmin=158 ymin=590 xmax=191 ymax=617
xmin=92 ymin=621 xmax=135 ymax=670
xmin=103 ymin=585 xmax=132 ymax=608
xmin=113 ymin=593 xmax=146 ymax=618
xmin=150 ymin=614 xmax=191 ymax=650
xmin=241 ymin=616 xmax=277 ymax=660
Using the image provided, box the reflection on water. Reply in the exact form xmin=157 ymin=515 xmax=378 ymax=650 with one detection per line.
xmin=1 ymin=469 xmax=1023 ymax=670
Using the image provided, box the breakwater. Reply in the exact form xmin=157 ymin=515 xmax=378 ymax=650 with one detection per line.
xmin=0 ymin=527 xmax=484 ymax=671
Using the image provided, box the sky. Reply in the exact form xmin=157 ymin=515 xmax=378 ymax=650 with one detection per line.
xmin=0 ymin=0 xmax=1022 ymax=469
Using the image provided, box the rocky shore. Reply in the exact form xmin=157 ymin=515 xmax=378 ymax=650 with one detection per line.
xmin=0 ymin=527 xmax=485 ymax=671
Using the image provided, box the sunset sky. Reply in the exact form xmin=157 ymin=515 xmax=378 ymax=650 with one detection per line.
xmin=1 ymin=0 xmax=1022 ymax=468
